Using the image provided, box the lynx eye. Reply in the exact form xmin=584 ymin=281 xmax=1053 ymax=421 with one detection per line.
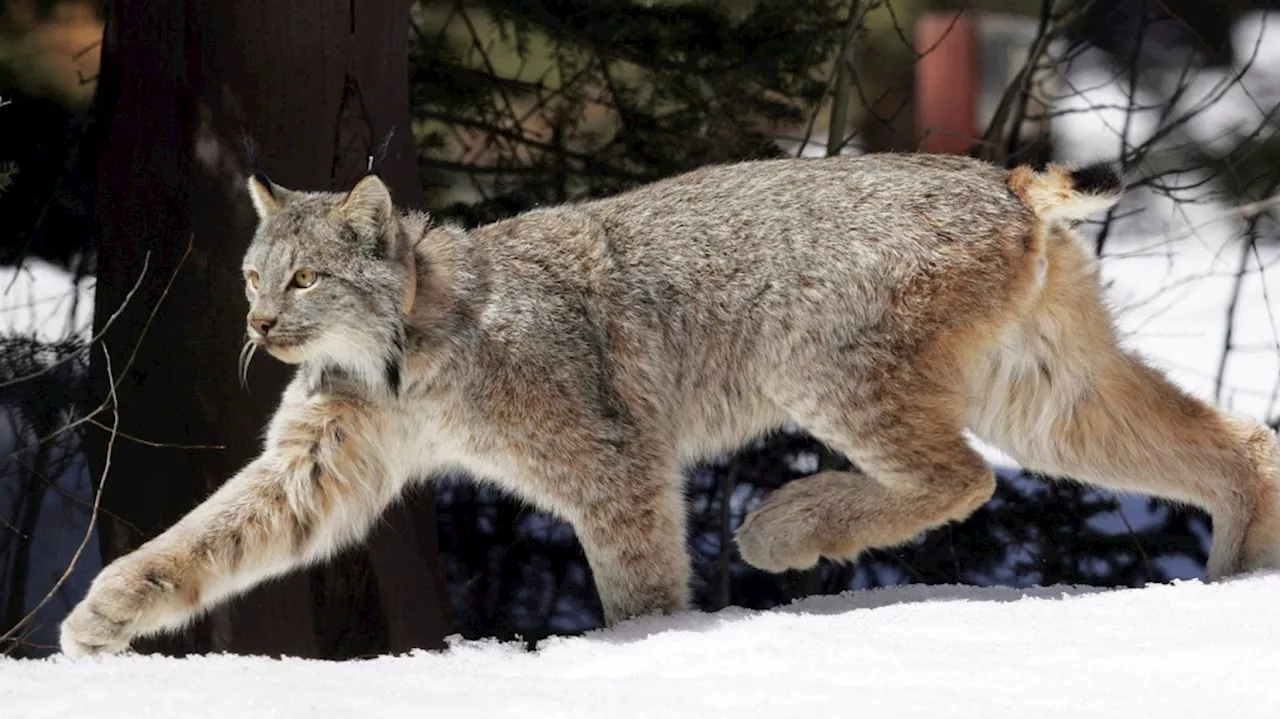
xmin=292 ymin=268 xmax=317 ymax=289
xmin=247 ymin=270 xmax=260 ymax=290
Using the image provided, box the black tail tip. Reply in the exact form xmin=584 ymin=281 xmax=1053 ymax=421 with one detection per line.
xmin=1070 ymin=161 xmax=1124 ymax=196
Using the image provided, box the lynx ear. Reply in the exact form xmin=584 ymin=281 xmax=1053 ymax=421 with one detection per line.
xmin=247 ymin=174 xmax=291 ymax=220
xmin=339 ymin=174 xmax=394 ymax=244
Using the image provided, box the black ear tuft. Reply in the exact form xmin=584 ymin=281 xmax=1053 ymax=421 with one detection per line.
xmin=252 ymin=173 xmax=275 ymax=198
xmin=1069 ymin=162 xmax=1124 ymax=196
xmin=371 ymin=126 xmax=396 ymax=173
xmin=243 ymin=131 xmax=263 ymax=176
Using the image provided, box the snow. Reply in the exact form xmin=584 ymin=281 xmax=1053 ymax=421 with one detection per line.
xmin=2 ymin=573 xmax=1278 ymax=717
xmin=0 ymin=259 xmax=93 ymax=342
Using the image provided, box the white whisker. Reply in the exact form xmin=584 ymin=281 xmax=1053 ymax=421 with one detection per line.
xmin=238 ymin=341 xmax=258 ymax=391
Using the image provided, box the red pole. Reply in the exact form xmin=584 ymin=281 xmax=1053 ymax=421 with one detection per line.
xmin=915 ymin=12 xmax=978 ymax=154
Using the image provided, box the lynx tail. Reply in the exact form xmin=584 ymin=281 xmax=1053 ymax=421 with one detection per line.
xmin=1007 ymin=161 xmax=1124 ymax=223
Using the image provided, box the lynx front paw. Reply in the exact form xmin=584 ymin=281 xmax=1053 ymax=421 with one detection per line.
xmin=60 ymin=554 xmax=184 ymax=658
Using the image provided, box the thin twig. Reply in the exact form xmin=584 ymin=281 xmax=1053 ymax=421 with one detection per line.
xmin=0 ymin=253 xmax=151 ymax=390
xmin=982 ymin=0 xmax=1095 ymax=160
xmin=718 ymin=459 xmax=740 ymax=610
xmin=826 ymin=1 xmax=873 ymax=157
xmin=1002 ymin=0 xmax=1059 ymax=161
xmin=82 ymin=417 xmax=225 ymax=450
xmin=0 ymin=345 xmax=119 ymax=651
xmin=1161 ymin=193 xmax=1280 ymax=248
xmin=7 ymin=454 xmax=144 ymax=538
xmin=0 ymin=238 xmax=190 ymax=465
xmin=71 ymin=40 xmax=102 ymax=61
xmin=1215 ymin=219 xmax=1259 ymax=403
xmin=1112 ymin=499 xmax=1154 ymax=581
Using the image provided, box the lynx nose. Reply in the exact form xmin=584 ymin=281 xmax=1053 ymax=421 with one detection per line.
xmin=249 ymin=315 xmax=277 ymax=337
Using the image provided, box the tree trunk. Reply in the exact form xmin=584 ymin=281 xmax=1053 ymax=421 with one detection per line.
xmin=87 ymin=0 xmax=452 ymax=658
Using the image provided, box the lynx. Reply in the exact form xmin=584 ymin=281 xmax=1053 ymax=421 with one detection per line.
xmin=61 ymin=153 xmax=1280 ymax=657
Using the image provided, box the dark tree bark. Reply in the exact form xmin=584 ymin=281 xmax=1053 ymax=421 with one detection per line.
xmin=87 ymin=0 xmax=452 ymax=658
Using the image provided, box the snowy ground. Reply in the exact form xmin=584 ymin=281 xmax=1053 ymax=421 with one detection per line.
xmin=3 ymin=574 xmax=1278 ymax=718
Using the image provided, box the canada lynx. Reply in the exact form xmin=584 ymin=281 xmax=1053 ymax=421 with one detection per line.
xmin=62 ymin=153 xmax=1280 ymax=657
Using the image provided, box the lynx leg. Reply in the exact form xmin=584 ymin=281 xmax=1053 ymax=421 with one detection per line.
xmin=971 ymin=338 xmax=1280 ymax=579
xmin=967 ymin=233 xmax=1280 ymax=579
xmin=568 ymin=470 xmax=691 ymax=625
xmin=60 ymin=393 xmax=404 ymax=657
xmin=737 ymin=390 xmax=995 ymax=573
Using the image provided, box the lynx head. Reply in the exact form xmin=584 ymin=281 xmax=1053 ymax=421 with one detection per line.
xmin=240 ymin=173 xmax=417 ymax=393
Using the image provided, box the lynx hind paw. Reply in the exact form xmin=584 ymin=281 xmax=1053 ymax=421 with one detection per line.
xmin=735 ymin=493 xmax=826 ymax=573
xmin=734 ymin=473 xmax=875 ymax=573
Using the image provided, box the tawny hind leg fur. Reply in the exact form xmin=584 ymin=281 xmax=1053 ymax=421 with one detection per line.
xmin=966 ymin=228 xmax=1280 ymax=578
xmin=737 ymin=211 xmax=1043 ymax=573
xmin=737 ymin=377 xmax=996 ymax=572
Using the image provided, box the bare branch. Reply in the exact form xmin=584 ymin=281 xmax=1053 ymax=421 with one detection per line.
xmin=0 ymin=345 xmax=119 ymax=651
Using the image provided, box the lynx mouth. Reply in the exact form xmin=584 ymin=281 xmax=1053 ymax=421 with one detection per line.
xmin=262 ymin=341 xmax=308 ymax=364
xmin=248 ymin=333 xmax=311 ymax=364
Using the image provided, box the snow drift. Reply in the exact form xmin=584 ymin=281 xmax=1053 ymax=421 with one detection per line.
xmin=3 ymin=573 xmax=1278 ymax=718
